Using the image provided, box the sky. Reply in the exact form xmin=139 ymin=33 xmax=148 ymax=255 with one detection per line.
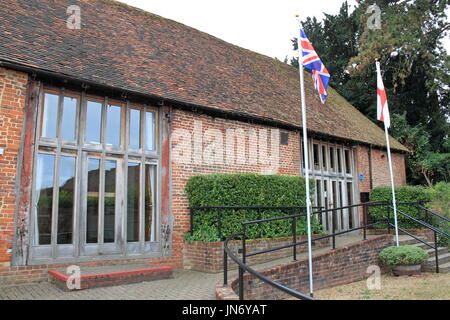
xmin=116 ymin=0 xmax=449 ymax=62
xmin=117 ymin=0 xmax=358 ymax=61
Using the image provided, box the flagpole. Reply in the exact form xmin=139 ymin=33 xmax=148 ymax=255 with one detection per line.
xmin=383 ymin=123 xmax=400 ymax=246
xmin=296 ymin=16 xmax=314 ymax=297
xmin=376 ymin=60 xmax=400 ymax=247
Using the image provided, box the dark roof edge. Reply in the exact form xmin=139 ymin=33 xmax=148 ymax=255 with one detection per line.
xmin=0 ymin=59 xmax=409 ymax=154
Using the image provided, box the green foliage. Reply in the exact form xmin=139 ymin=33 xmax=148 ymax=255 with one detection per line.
xmin=369 ymin=185 xmax=430 ymax=228
xmin=379 ymin=245 xmax=429 ymax=266
xmin=291 ymin=0 xmax=450 ymax=186
xmin=425 ymin=182 xmax=450 ymax=246
xmin=390 ymin=113 xmax=450 ymax=186
xmin=185 ymin=174 xmax=322 ymax=242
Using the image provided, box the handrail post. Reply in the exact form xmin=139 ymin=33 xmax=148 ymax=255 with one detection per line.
xmin=363 ymin=202 xmax=367 ymax=241
xmin=217 ymin=208 xmax=222 ymax=240
xmin=434 ymin=231 xmax=439 ymax=274
xmin=292 ymin=216 xmax=297 ymax=261
xmin=223 ymin=249 xmax=228 ymax=286
xmin=332 ymin=208 xmax=336 ymax=250
xmin=238 ymin=266 xmax=244 ymax=300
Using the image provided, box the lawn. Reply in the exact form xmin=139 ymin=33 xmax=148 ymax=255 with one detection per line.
xmin=314 ymin=273 xmax=450 ymax=300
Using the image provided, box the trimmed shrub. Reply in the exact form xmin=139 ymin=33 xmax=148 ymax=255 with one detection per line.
xmin=369 ymin=186 xmax=430 ymax=229
xmin=379 ymin=245 xmax=428 ymax=266
xmin=185 ymin=173 xmax=322 ymax=242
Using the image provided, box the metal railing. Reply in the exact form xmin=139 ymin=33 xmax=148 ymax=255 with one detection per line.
xmin=221 ymin=201 xmax=449 ymax=300
xmin=189 ymin=205 xmax=323 ymax=241
xmin=387 ymin=206 xmax=449 ymax=273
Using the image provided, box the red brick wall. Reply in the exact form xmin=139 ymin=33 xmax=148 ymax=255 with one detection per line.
xmin=170 ymin=110 xmax=301 ymax=268
xmin=183 ymin=235 xmax=329 ymax=273
xmin=0 ymin=68 xmax=28 ymax=267
xmin=216 ymin=235 xmax=393 ymax=300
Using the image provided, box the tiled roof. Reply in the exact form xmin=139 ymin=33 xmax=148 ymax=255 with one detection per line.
xmin=0 ymin=0 xmax=407 ymax=151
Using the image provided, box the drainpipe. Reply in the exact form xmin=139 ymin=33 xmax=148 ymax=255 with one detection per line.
xmin=368 ymin=145 xmax=373 ymax=190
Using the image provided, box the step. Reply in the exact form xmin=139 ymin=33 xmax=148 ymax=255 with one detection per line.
xmin=398 ymin=237 xmax=428 ymax=246
xmin=409 ymin=242 xmax=448 ymax=256
xmin=423 ymin=260 xmax=450 ymax=273
xmin=48 ymin=263 xmax=173 ymax=291
xmin=424 ymin=252 xmax=450 ymax=266
xmin=437 ymin=262 xmax=450 ymax=273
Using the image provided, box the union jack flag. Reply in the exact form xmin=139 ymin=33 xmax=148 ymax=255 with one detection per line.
xmin=299 ymin=28 xmax=330 ymax=103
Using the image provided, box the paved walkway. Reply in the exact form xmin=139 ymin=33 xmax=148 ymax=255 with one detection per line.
xmin=0 ymin=235 xmax=378 ymax=300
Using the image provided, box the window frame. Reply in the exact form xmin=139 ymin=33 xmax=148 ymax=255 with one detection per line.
xmin=29 ymin=86 xmax=162 ymax=264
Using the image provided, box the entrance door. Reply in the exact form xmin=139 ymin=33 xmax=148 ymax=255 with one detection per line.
xmin=80 ymin=153 xmax=123 ymax=256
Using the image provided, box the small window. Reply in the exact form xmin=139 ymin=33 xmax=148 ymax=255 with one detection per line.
xmin=105 ymin=104 xmax=122 ymax=147
xmin=145 ymin=111 xmax=156 ymax=151
xmin=329 ymin=147 xmax=335 ymax=171
xmin=61 ymin=97 xmax=78 ymax=141
xmin=344 ymin=150 xmax=351 ymax=174
xmin=86 ymin=101 xmax=103 ymax=144
xmin=322 ymin=145 xmax=327 ymax=170
xmin=41 ymin=93 xmax=59 ymax=139
xmin=313 ymin=144 xmax=320 ymax=170
xmin=129 ymin=109 xmax=141 ymax=149
xmin=337 ymin=148 xmax=342 ymax=173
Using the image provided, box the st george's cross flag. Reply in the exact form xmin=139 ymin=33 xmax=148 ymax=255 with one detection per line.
xmin=376 ymin=61 xmax=391 ymax=128
xmin=299 ymin=28 xmax=330 ymax=103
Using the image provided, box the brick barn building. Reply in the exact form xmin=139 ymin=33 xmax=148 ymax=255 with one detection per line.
xmin=0 ymin=0 xmax=408 ymax=284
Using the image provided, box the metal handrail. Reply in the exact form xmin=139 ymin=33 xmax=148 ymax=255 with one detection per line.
xmin=223 ymin=232 xmax=315 ymax=300
xmin=389 ymin=206 xmax=449 ymax=273
xmin=417 ymin=205 xmax=450 ymax=223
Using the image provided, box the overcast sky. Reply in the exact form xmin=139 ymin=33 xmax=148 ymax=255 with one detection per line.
xmin=117 ymin=0 xmax=449 ymax=62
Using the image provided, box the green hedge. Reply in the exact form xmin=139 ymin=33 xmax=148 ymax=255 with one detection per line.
xmin=185 ymin=174 xmax=322 ymax=242
xmin=369 ymin=186 xmax=430 ymax=229
xmin=426 ymin=182 xmax=450 ymax=246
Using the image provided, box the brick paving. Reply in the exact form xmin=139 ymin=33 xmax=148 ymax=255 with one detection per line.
xmin=0 ymin=235 xmax=379 ymax=300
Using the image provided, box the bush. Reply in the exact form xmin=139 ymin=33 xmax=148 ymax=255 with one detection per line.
xmin=185 ymin=173 xmax=322 ymax=242
xmin=369 ymin=186 xmax=430 ymax=229
xmin=379 ymin=245 xmax=428 ymax=266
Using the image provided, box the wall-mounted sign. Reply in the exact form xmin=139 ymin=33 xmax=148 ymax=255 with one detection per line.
xmin=359 ymin=173 xmax=364 ymax=182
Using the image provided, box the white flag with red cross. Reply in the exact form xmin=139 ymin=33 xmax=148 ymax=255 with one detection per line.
xmin=376 ymin=61 xmax=390 ymax=128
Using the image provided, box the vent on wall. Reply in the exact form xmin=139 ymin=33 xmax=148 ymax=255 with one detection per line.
xmin=280 ymin=132 xmax=289 ymax=145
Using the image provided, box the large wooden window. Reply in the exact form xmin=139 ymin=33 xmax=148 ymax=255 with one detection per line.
xmin=31 ymin=88 xmax=160 ymax=263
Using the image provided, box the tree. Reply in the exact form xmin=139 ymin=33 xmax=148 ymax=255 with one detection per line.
xmin=290 ymin=0 xmax=450 ymax=185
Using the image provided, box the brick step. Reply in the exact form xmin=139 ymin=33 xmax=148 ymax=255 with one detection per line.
xmin=48 ymin=263 xmax=173 ymax=291
xmin=398 ymin=237 xmax=428 ymax=246
xmin=423 ymin=253 xmax=450 ymax=267
xmin=409 ymin=242 xmax=449 ymax=256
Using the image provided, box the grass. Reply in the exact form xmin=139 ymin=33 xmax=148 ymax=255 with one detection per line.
xmin=314 ymin=273 xmax=450 ymax=300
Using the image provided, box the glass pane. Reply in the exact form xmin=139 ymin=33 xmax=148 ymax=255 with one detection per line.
xmin=313 ymin=144 xmax=319 ymax=170
xmin=61 ymin=97 xmax=77 ymax=141
xmin=145 ymin=164 xmax=155 ymax=242
xmin=86 ymin=158 xmax=100 ymax=243
xmin=332 ymin=181 xmax=337 ymax=229
xmin=129 ymin=109 xmax=141 ymax=149
xmin=339 ymin=182 xmax=344 ymax=229
xmin=345 ymin=150 xmax=351 ymax=174
xmin=106 ymin=105 xmax=121 ymax=146
xmin=86 ymin=101 xmax=102 ymax=143
xmin=329 ymin=147 xmax=335 ymax=171
xmin=301 ymin=141 xmax=305 ymax=169
xmin=41 ymin=93 xmax=59 ymax=139
xmin=104 ymin=160 xmax=116 ymax=243
xmin=35 ymin=154 xmax=55 ymax=245
xmin=322 ymin=146 xmax=327 ymax=170
xmin=145 ymin=111 xmax=155 ymax=150
xmin=127 ymin=162 xmax=140 ymax=242
xmin=57 ymin=156 xmax=76 ymax=244
xmin=347 ymin=182 xmax=354 ymax=229
xmin=337 ymin=149 xmax=342 ymax=173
